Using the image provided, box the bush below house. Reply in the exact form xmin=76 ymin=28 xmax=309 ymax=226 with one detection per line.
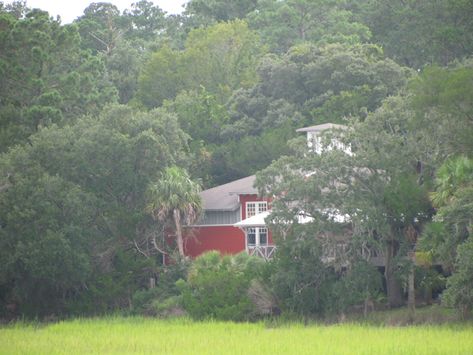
xmin=178 ymin=251 xmax=267 ymax=321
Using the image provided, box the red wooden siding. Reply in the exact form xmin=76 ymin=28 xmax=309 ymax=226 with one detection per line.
xmin=184 ymin=226 xmax=246 ymax=257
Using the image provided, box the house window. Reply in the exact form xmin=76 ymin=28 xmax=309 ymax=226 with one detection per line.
xmin=246 ymin=201 xmax=267 ymax=218
xmin=248 ymin=228 xmax=256 ymax=246
xmin=324 ymin=242 xmax=348 ymax=260
xmin=259 ymin=228 xmax=268 ymax=245
xmin=247 ymin=227 xmax=268 ymax=247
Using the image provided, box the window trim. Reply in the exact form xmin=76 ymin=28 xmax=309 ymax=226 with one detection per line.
xmin=245 ymin=201 xmax=268 ymax=218
xmin=246 ymin=227 xmax=268 ymax=248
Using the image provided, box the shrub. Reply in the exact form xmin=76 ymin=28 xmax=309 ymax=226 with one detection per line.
xmin=268 ymin=236 xmax=336 ymax=316
xmin=415 ymin=266 xmax=446 ymax=304
xmin=333 ymin=259 xmax=383 ymax=315
xmin=132 ymin=260 xmax=189 ymax=316
xmin=247 ymin=279 xmax=278 ymax=316
xmin=442 ymin=237 xmax=473 ymax=318
xmin=150 ymin=295 xmax=186 ymax=318
xmin=178 ymin=251 xmax=265 ymax=321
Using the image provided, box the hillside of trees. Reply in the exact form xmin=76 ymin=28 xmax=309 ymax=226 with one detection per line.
xmin=0 ymin=0 xmax=472 ymax=320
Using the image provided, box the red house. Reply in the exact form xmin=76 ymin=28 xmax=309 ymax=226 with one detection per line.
xmin=182 ymin=123 xmax=351 ymax=261
xmin=184 ymin=175 xmax=275 ymax=259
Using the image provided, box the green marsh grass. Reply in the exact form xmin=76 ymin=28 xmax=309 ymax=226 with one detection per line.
xmin=1 ymin=317 xmax=473 ymax=354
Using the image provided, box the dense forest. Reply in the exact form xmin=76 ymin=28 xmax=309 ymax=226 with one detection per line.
xmin=0 ymin=0 xmax=472 ymax=320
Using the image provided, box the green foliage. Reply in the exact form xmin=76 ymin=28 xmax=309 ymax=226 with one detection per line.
xmin=0 ymin=7 xmax=117 ymax=150
xmin=248 ymin=0 xmax=371 ymax=53
xmin=122 ymin=1 xmax=167 ymax=43
xmin=75 ymin=2 xmax=126 ymax=55
xmin=383 ymin=174 xmax=432 ymax=230
xmin=207 ymin=42 xmax=409 ymax=184
xmin=178 ymin=251 xmax=264 ymax=321
xmin=164 ymin=88 xmax=229 ymax=144
xmin=132 ymin=261 xmax=190 ymax=316
xmin=347 ymin=0 xmax=473 ymax=67
xmin=415 ymin=266 xmax=446 ymax=304
xmin=268 ymin=233 xmax=336 ymax=315
xmin=73 ymin=1 xmax=169 ymax=105
xmin=105 ymin=41 xmax=143 ymax=104
xmin=419 ymin=222 xmax=455 ymax=270
xmin=408 ymin=65 xmax=473 ymax=311
xmin=224 ymin=88 xmax=303 ymax=138
xmin=147 ymin=167 xmax=202 ymax=225
xmin=419 ymin=155 xmax=472 ymax=314
xmin=431 ymin=156 xmax=473 ymax=207
xmin=137 ymin=20 xmax=265 ymax=108
xmin=0 ymin=105 xmax=189 ymax=317
xmin=256 ymin=43 xmax=410 ymax=124
xmin=210 ymin=125 xmax=294 ymax=185
xmin=257 ymin=93 xmax=433 ymax=307
xmin=411 ymin=64 xmax=473 ymax=157
xmin=147 ymin=166 xmax=202 ymax=257
xmin=137 ymin=44 xmax=186 ymax=108
xmin=420 ymin=156 xmax=473 ymax=271
xmin=186 ymin=19 xmax=265 ymax=95
xmin=186 ymin=0 xmax=259 ymax=22
xmin=335 ymin=260 xmax=383 ymax=312
xmin=443 ymin=238 xmax=473 ymax=318
xmin=71 ymin=249 xmax=155 ymax=315
xmin=0 ymin=167 xmax=96 ymax=316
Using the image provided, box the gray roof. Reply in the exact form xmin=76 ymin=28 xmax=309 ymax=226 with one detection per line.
xmin=296 ymin=123 xmax=347 ymax=133
xmin=201 ymin=175 xmax=258 ymax=211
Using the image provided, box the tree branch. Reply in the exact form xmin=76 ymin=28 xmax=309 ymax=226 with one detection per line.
xmin=133 ymin=239 xmax=149 ymax=258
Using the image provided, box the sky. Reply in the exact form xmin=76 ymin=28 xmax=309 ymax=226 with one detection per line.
xmin=3 ymin=0 xmax=189 ymax=23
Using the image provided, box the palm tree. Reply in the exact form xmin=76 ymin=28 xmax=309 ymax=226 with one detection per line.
xmin=431 ymin=155 xmax=473 ymax=207
xmin=146 ymin=166 xmax=202 ymax=258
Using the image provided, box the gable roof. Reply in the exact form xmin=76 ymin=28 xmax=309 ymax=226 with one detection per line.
xmin=296 ymin=123 xmax=347 ymax=133
xmin=201 ymin=175 xmax=258 ymax=211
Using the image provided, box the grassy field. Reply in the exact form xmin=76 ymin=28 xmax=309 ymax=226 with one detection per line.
xmin=2 ymin=317 xmax=473 ymax=354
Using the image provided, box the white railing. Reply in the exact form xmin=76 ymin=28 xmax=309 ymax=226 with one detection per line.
xmin=247 ymin=245 xmax=276 ymax=260
xmin=361 ymin=246 xmax=385 ymax=266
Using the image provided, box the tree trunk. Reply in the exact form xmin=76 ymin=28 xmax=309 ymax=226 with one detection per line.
xmin=363 ymin=296 xmax=374 ymax=317
xmin=424 ymin=286 xmax=432 ymax=305
xmin=407 ymin=252 xmax=416 ymax=320
xmin=173 ymin=209 xmax=185 ymax=257
xmin=385 ymin=241 xmax=403 ymax=307
xmin=407 ymin=265 xmax=415 ymax=318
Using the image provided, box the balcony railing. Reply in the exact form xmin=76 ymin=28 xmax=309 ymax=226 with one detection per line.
xmin=247 ymin=243 xmax=385 ymax=265
xmin=247 ymin=245 xmax=276 ymax=260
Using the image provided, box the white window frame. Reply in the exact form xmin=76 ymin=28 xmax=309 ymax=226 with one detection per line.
xmin=246 ymin=227 xmax=268 ymax=248
xmin=246 ymin=201 xmax=267 ymax=218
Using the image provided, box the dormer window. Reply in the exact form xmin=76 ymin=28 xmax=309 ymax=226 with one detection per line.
xmin=246 ymin=201 xmax=267 ymax=218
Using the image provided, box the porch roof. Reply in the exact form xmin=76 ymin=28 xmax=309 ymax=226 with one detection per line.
xmin=234 ymin=211 xmax=271 ymax=227
xmin=234 ymin=209 xmax=348 ymax=228
xmin=234 ymin=210 xmax=315 ymax=228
